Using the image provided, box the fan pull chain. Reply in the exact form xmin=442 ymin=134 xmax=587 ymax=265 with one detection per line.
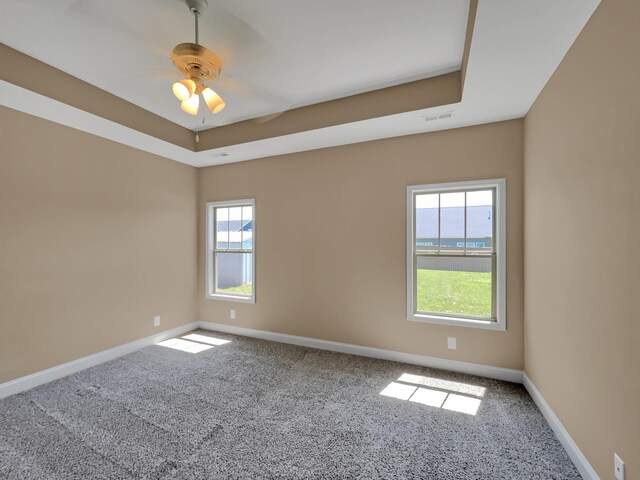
xmin=195 ymin=112 xmax=205 ymax=144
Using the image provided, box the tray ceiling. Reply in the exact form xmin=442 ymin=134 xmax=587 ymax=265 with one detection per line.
xmin=0 ymin=0 xmax=602 ymax=167
xmin=0 ymin=0 xmax=469 ymax=128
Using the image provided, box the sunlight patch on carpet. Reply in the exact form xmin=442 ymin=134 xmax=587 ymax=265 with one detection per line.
xmin=157 ymin=338 xmax=213 ymax=353
xmin=182 ymin=333 xmax=231 ymax=346
xmin=380 ymin=373 xmax=484 ymax=415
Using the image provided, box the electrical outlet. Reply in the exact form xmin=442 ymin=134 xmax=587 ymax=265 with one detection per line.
xmin=230 ymin=309 xmax=236 ymax=320
xmin=153 ymin=316 xmax=161 ymax=327
xmin=614 ymin=453 xmax=625 ymax=480
xmin=447 ymin=337 xmax=457 ymax=350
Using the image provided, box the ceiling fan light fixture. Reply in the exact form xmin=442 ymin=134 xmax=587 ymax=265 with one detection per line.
xmin=202 ymin=87 xmax=226 ymax=114
xmin=172 ymin=1 xmax=226 ymax=118
xmin=181 ymin=93 xmax=200 ymax=115
xmin=173 ymin=79 xmax=196 ymax=102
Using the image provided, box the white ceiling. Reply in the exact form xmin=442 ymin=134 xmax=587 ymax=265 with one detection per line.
xmin=0 ymin=0 xmax=601 ymax=168
xmin=0 ymin=0 xmax=469 ymax=129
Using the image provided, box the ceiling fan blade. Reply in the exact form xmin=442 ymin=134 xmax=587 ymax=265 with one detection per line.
xmin=199 ymin=7 xmax=275 ymax=69
xmin=251 ymin=111 xmax=288 ymax=124
xmin=217 ymin=74 xmax=290 ymax=107
xmin=216 ymin=73 xmax=292 ymax=124
xmin=66 ymin=0 xmax=146 ymax=39
xmin=66 ymin=0 xmax=274 ymax=69
xmin=65 ymin=0 xmax=178 ymax=72
xmin=103 ymin=68 xmax=180 ymax=83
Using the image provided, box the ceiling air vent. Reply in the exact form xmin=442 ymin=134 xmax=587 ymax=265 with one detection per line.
xmin=210 ymin=152 xmax=230 ymax=158
xmin=423 ymin=111 xmax=454 ymax=122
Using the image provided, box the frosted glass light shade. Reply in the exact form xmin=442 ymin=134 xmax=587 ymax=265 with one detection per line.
xmin=172 ymin=79 xmax=196 ymax=101
xmin=202 ymin=87 xmax=226 ymax=114
xmin=181 ymin=93 xmax=199 ymax=115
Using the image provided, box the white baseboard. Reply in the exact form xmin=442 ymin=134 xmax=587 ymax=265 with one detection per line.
xmin=0 ymin=322 xmax=199 ymax=399
xmin=523 ymin=373 xmax=599 ymax=480
xmin=197 ymin=321 xmax=524 ymax=383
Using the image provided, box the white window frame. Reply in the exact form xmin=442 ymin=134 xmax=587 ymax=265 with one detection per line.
xmin=406 ymin=179 xmax=506 ymax=331
xmin=206 ymin=199 xmax=256 ymax=304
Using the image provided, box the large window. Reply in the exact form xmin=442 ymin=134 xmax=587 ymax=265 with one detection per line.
xmin=407 ymin=179 xmax=505 ymax=330
xmin=206 ymin=199 xmax=255 ymax=303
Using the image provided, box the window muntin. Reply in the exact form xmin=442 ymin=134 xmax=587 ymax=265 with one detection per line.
xmin=206 ymin=200 xmax=255 ymax=303
xmin=407 ymin=180 xmax=505 ymax=330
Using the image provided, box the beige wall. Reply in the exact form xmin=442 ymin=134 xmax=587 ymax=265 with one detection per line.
xmin=0 ymin=107 xmax=198 ymax=383
xmin=198 ymin=119 xmax=524 ymax=370
xmin=524 ymin=0 xmax=640 ymax=478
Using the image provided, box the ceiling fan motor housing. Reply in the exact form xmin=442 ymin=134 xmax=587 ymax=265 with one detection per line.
xmin=184 ymin=0 xmax=208 ymax=15
xmin=172 ymin=43 xmax=222 ymax=91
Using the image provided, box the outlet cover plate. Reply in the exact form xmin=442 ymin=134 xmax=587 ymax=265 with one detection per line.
xmin=615 ymin=453 xmax=625 ymax=480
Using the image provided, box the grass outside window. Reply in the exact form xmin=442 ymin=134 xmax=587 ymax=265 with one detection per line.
xmin=416 ymin=269 xmax=492 ymax=318
xmin=217 ymin=284 xmax=252 ymax=295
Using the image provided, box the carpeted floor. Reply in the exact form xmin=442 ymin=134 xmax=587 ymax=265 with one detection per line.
xmin=0 ymin=330 xmax=580 ymax=479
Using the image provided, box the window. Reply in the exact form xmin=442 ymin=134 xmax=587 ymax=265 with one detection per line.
xmin=406 ymin=179 xmax=506 ymax=330
xmin=206 ymin=199 xmax=255 ymax=303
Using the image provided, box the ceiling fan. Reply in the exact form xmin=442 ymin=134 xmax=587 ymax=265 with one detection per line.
xmin=64 ymin=0 xmax=290 ymax=125
xmin=171 ymin=0 xmax=225 ymax=116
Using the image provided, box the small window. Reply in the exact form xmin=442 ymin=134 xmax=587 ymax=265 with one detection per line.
xmin=407 ymin=179 xmax=506 ymax=330
xmin=206 ymin=199 xmax=255 ymax=303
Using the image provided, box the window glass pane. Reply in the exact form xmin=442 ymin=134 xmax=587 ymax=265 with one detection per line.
xmin=216 ymin=207 xmax=229 ymax=249
xmin=216 ymin=207 xmax=229 ymax=222
xmin=216 ymin=252 xmax=253 ymax=296
xmin=466 ymin=190 xmax=493 ymax=254
xmin=241 ymin=205 xmax=253 ymax=250
xmin=242 ymin=205 xmax=253 ymax=221
xmin=415 ymin=194 xmax=439 ymax=251
xmin=439 ymin=192 xmax=465 ymax=254
xmin=227 ymin=207 xmax=243 ymax=249
xmin=416 ymin=256 xmax=492 ymax=318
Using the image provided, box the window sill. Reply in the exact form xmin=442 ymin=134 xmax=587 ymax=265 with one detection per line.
xmin=206 ymin=293 xmax=255 ymax=304
xmin=408 ymin=313 xmax=505 ymax=331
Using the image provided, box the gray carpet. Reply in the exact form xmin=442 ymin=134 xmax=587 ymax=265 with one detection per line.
xmin=0 ymin=330 xmax=580 ymax=479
